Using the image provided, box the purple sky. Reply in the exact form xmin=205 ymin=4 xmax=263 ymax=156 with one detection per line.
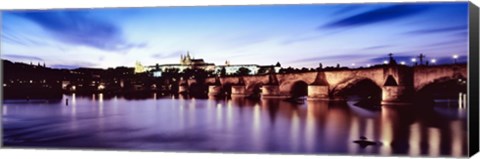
xmin=1 ymin=2 xmax=469 ymax=69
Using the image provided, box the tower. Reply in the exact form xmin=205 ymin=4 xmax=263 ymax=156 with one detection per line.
xmin=185 ymin=51 xmax=191 ymax=65
xmin=134 ymin=61 xmax=145 ymax=74
xmin=180 ymin=54 xmax=184 ymax=64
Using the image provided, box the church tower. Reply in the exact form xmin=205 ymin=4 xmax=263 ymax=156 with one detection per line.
xmin=134 ymin=61 xmax=145 ymax=74
xmin=180 ymin=54 xmax=185 ymax=65
xmin=185 ymin=51 xmax=191 ymax=65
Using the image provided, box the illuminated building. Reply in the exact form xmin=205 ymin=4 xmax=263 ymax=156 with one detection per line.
xmin=139 ymin=51 xmax=281 ymax=77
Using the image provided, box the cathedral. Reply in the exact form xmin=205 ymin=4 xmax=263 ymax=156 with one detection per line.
xmin=180 ymin=51 xmax=208 ymax=66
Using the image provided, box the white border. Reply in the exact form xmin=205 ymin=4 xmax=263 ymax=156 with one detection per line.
xmin=0 ymin=0 xmax=478 ymax=159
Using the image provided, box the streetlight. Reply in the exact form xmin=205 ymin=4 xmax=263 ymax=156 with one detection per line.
xmin=431 ymin=59 xmax=437 ymax=64
xmin=453 ymin=54 xmax=459 ymax=64
xmin=411 ymin=58 xmax=417 ymax=66
xmin=383 ymin=60 xmax=388 ymax=64
xmin=367 ymin=64 xmax=371 ymax=67
xmin=400 ymin=61 xmax=406 ymax=65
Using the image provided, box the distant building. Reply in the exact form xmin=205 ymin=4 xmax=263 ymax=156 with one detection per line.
xmin=134 ymin=61 xmax=145 ymax=74
xmin=136 ymin=51 xmax=281 ymax=77
xmin=180 ymin=51 xmax=211 ymax=66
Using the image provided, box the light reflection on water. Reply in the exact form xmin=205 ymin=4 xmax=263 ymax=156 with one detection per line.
xmin=408 ymin=122 xmax=421 ymax=156
xmin=2 ymin=94 xmax=467 ymax=157
xmin=3 ymin=105 xmax=7 ymax=116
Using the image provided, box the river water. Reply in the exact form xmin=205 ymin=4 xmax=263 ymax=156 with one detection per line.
xmin=2 ymin=93 xmax=467 ymax=157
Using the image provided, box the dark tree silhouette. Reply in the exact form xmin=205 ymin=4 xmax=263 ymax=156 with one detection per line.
xmin=234 ymin=67 xmax=251 ymax=76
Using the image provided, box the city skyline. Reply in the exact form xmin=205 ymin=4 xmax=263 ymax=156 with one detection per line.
xmin=1 ymin=2 xmax=469 ymax=69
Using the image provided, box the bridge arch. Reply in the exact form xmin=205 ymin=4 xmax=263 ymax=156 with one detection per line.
xmin=290 ymin=80 xmax=309 ymax=98
xmin=332 ymin=77 xmax=382 ymax=101
xmin=188 ymin=82 xmax=208 ymax=97
xmin=415 ymin=75 xmax=467 ymax=104
xmin=245 ymin=82 xmax=263 ymax=98
xmin=221 ymin=82 xmax=234 ymax=96
xmin=415 ymin=74 xmax=466 ymax=91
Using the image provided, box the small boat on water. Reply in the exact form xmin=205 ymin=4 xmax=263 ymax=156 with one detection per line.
xmin=353 ymin=136 xmax=382 ymax=148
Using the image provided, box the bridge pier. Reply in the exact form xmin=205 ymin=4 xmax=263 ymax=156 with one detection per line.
xmin=307 ymin=85 xmax=329 ymax=100
xmin=381 ymin=85 xmax=412 ymax=105
xmin=231 ymin=77 xmax=248 ymax=97
xmin=261 ymin=85 xmax=288 ymax=98
xmin=208 ymin=77 xmax=223 ymax=98
xmin=261 ymin=70 xmax=287 ymax=99
xmin=231 ymin=85 xmax=247 ymax=97
xmin=178 ymin=78 xmax=189 ymax=95
xmin=208 ymin=85 xmax=223 ymax=97
xmin=178 ymin=85 xmax=188 ymax=95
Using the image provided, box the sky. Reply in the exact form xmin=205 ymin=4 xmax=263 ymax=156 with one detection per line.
xmin=0 ymin=2 xmax=469 ymax=69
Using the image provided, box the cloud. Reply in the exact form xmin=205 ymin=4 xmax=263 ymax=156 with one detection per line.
xmin=330 ymin=5 xmax=365 ymax=15
xmin=49 ymin=64 xmax=82 ymax=69
xmin=1 ymin=34 xmax=28 ymax=46
xmin=404 ymin=25 xmax=467 ymax=34
xmin=1 ymin=54 xmax=44 ymax=61
xmin=321 ymin=4 xmax=430 ymax=28
xmin=366 ymin=54 xmax=413 ymax=64
xmin=454 ymin=31 xmax=468 ymax=37
xmin=423 ymin=39 xmax=467 ymax=47
xmin=151 ymin=51 xmax=184 ymax=59
xmin=11 ymin=10 xmax=145 ymax=52
xmin=291 ymin=53 xmax=375 ymax=63
xmin=362 ymin=45 xmax=393 ymax=50
xmin=50 ymin=61 xmax=98 ymax=69
xmin=281 ymin=29 xmax=346 ymax=45
xmin=1 ymin=29 xmax=46 ymax=46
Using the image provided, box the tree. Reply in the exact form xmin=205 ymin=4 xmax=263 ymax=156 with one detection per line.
xmin=257 ymin=67 xmax=270 ymax=75
xmin=215 ymin=67 xmax=227 ymax=77
xmin=235 ymin=67 xmax=251 ymax=76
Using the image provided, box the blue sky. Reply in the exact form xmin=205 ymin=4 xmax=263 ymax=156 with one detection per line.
xmin=1 ymin=2 xmax=469 ymax=69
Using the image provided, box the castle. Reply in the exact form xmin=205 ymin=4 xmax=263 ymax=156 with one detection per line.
xmin=180 ymin=51 xmax=208 ymax=66
xmin=135 ymin=51 xmax=280 ymax=77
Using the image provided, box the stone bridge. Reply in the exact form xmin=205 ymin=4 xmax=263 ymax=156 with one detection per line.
xmin=182 ymin=64 xmax=467 ymax=105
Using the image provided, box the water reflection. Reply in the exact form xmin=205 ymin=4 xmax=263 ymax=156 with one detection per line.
xmin=252 ymin=103 xmax=263 ymax=150
xmin=289 ymin=109 xmax=300 ymax=152
xmin=380 ymin=107 xmax=393 ymax=156
xmin=3 ymin=105 xmax=7 ymax=116
xmin=348 ymin=115 xmax=359 ymax=154
xmin=408 ymin=122 xmax=421 ymax=156
xmin=450 ymin=120 xmax=463 ymax=157
xmin=1 ymin=94 xmax=467 ymax=157
xmin=98 ymin=93 xmax=104 ymax=116
xmin=71 ymin=93 xmax=77 ymax=106
xmin=305 ymin=103 xmax=317 ymax=153
xmin=428 ymin=128 xmax=440 ymax=157
xmin=71 ymin=93 xmax=77 ymax=117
